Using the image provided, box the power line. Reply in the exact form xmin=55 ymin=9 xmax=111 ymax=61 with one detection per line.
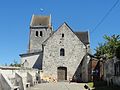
xmin=91 ymin=0 xmax=119 ymax=33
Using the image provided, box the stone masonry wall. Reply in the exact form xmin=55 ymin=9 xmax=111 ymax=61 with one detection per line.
xmin=42 ymin=23 xmax=86 ymax=81
xmin=29 ymin=27 xmax=52 ymax=53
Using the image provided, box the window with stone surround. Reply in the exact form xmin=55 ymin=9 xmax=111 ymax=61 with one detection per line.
xmin=60 ymin=48 xmax=65 ymax=56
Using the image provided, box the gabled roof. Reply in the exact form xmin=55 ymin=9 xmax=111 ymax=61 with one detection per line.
xmin=60 ymin=22 xmax=89 ymax=45
xmin=43 ymin=22 xmax=89 ymax=45
xmin=74 ymin=31 xmax=89 ymax=45
xmin=19 ymin=51 xmax=42 ymax=57
xmin=61 ymin=23 xmax=89 ymax=45
xmin=30 ymin=15 xmax=51 ymax=27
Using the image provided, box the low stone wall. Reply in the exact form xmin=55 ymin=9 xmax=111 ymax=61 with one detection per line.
xmin=15 ymin=73 xmax=26 ymax=90
xmin=27 ymin=71 xmax=38 ymax=86
xmin=0 ymin=68 xmax=39 ymax=90
xmin=104 ymin=57 xmax=120 ymax=86
xmin=0 ymin=73 xmax=15 ymax=90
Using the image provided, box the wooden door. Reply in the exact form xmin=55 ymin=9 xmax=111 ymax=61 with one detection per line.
xmin=57 ymin=67 xmax=67 ymax=81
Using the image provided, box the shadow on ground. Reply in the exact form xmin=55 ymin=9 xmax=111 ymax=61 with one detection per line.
xmin=92 ymin=81 xmax=120 ymax=90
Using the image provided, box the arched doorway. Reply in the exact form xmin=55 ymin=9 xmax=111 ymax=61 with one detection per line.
xmin=57 ymin=67 xmax=67 ymax=81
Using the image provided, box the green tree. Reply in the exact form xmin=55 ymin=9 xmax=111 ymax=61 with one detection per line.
xmin=94 ymin=43 xmax=107 ymax=58
xmin=95 ymin=34 xmax=120 ymax=59
xmin=103 ymin=34 xmax=120 ymax=58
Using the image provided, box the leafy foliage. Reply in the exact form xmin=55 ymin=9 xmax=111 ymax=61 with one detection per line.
xmin=95 ymin=34 xmax=120 ymax=59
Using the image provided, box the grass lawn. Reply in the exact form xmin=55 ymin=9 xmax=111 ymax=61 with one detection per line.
xmin=88 ymin=82 xmax=94 ymax=88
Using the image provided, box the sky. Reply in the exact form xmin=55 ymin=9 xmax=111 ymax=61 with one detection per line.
xmin=0 ymin=0 xmax=120 ymax=65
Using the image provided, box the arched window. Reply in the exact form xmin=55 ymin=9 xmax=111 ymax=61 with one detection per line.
xmin=36 ymin=31 xmax=38 ymax=37
xmin=60 ymin=48 xmax=65 ymax=56
xmin=40 ymin=31 xmax=43 ymax=36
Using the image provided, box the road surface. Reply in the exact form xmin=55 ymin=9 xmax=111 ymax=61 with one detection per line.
xmin=27 ymin=82 xmax=86 ymax=90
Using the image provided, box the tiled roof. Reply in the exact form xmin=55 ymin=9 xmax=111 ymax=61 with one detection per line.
xmin=30 ymin=15 xmax=51 ymax=26
xmin=74 ymin=31 xmax=89 ymax=45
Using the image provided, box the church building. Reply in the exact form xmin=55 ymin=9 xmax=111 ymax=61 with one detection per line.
xmin=20 ymin=15 xmax=90 ymax=82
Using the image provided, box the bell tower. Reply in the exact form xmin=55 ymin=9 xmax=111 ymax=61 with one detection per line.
xmin=28 ymin=15 xmax=53 ymax=53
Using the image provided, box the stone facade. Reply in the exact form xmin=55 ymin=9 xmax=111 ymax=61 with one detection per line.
xmin=29 ymin=15 xmax=52 ymax=53
xmin=20 ymin=15 xmax=52 ymax=69
xmin=42 ymin=23 xmax=86 ymax=81
xmin=20 ymin=15 xmax=90 ymax=82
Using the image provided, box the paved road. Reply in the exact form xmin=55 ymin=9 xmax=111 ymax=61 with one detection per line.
xmin=27 ymin=82 xmax=86 ymax=90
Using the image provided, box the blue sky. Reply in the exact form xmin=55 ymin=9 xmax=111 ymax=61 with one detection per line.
xmin=0 ymin=0 xmax=120 ymax=65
